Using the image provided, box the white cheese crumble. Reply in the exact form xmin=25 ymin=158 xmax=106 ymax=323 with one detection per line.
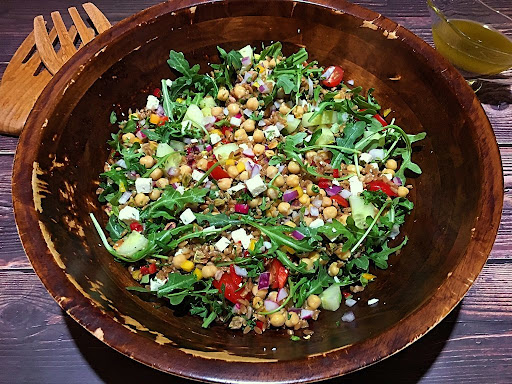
xmin=215 ymin=237 xmax=231 ymax=252
xmin=383 ymin=173 xmax=393 ymax=180
xmin=210 ymin=133 xmax=222 ymax=145
xmin=118 ymin=206 xmax=139 ymax=223
xmin=135 ymin=178 xmax=153 ymax=194
xmin=227 ymin=183 xmax=246 ymax=194
xmin=145 ymin=95 xmax=160 ymax=110
xmin=231 ymin=228 xmax=253 ymax=249
xmin=180 ymin=208 xmax=196 ymax=225
xmin=192 ymin=169 xmax=207 ymax=183
xmin=359 ymin=153 xmax=373 ymax=164
xmin=150 ymin=277 xmax=167 ymax=291
xmin=349 ymin=175 xmax=363 ymax=195
xmin=309 ymin=218 xmax=324 ymax=228
xmin=176 ymin=185 xmax=185 ymax=195
xmin=264 ymin=125 xmax=280 ymax=140
xmin=245 ymin=175 xmax=267 ymax=196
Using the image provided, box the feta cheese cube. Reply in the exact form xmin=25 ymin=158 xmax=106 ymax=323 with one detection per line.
xmin=150 ymin=277 xmax=167 ymax=291
xmin=135 ymin=178 xmax=153 ymax=194
xmin=245 ymin=175 xmax=267 ymax=196
xmin=192 ymin=169 xmax=207 ymax=183
xmin=383 ymin=173 xmax=393 ymax=180
xmin=215 ymin=237 xmax=231 ymax=252
xmin=118 ymin=206 xmax=139 ymax=223
xmin=231 ymin=228 xmax=253 ymax=249
xmin=210 ymin=133 xmax=222 ymax=145
xmin=146 ymin=95 xmax=160 ymax=110
xmin=369 ymin=163 xmax=379 ymax=171
xmin=176 ymin=185 xmax=185 ymax=195
xmin=359 ymin=153 xmax=373 ymax=164
xmin=332 ymin=179 xmax=340 ymax=186
xmin=263 ymin=125 xmax=280 ymax=140
xmin=239 ymin=143 xmax=249 ymax=151
xmin=305 ymin=135 xmax=312 ymax=142
xmin=165 ymin=79 xmax=173 ymax=87
xmin=349 ymin=175 xmax=363 ymax=195
xmin=180 ymin=208 xmax=196 ymax=225
xmin=227 ymin=183 xmax=246 ymax=194
xmin=309 ymin=219 xmax=325 ymax=229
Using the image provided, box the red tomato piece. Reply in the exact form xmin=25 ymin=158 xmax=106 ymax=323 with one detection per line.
xmin=140 ymin=266 xmax=150 ymax=275
xmin=332 ymin=169 xmax=339 ymax=178
xmin=321 ymin=65 xmax=344 ymax=88
xmin=148 ymin=263 xmax=157 ymax=274
xmin=269 ymin=259 xmax=289 ymax=289
xmin=318 ymin=178 xmax=330 ymax=189
xmin=157 ymin=116 xmax=169 ymax=126
xmin=130 ymin=222 xmax=143 ymax=232
xmin=207 ymin=161 xmax=230 ymax=180
xmin=220 ymin=126 xmax=232 ymax=135
xmin=256 ymin=320 xmax=265 ymax=330
xmin=368 ymin=180 xmax=397 ymax=197
xmin=152 ymin=88 xmax=161 ymax=98
xmin=332 ymin=195 xmax=349 ymax=208
xmin=342 ymin=291 xmax=353 ymax=299
xmin=213 ymin=265 xmax=245 ymax=304
xmin=373 ymin=114 xmax=388 ymax=127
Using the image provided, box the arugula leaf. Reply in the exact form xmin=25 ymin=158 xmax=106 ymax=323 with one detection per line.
xmin=337 ymin=121 xmax=366 ymax=148
xmin=276 ymin=74 xmax=297 ymax=94
xmin=110 ymin=111 xmax=117 ymax=124
xmin=105 ymin=214 xmax=127 ymax=242
xmin=362 ymin=190 xmax=389 ymax=208
xmin=168 ymin=51 xmax=200 ymax=77
xmin=140 ymin=187 xmax=208 ymax=220
xmin=259 ymin=42 xmax=282 ymax=59
xmin=369 ymin=237 xmax=408 ymax=269
xmin=294 ymin=267 xmax=335 ymax=307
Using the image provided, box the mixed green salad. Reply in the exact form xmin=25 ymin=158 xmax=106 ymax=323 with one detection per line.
xmin=92 ymin=42 xmax=425 ymax=337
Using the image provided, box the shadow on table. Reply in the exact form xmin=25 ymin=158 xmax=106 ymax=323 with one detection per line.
xmin=472 ymin=75 xmax=511 ymax=111
xmin=65 ymin=304 xmax=460 ymax=384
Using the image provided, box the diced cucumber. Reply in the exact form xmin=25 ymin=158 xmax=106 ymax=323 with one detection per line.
xmin=302 ymin=110 xmax=338 ymax=127
xmin=117 ymin=231 xmax=148 ymax=257
xmin=349 ymin=195 xmax=376 ymax=229
xmin=213 ymin=143 xmax=239 ymax=163
xmin=201 ymin=106 xmax=212 ymax=117
xmin=315 ymin=127 xmax=335 ymax=145
xmin=320 ymin=284 xmax=342 ymax=311
xmin=184 ymin=104 xmax=205 ymax=129
xmin=284 ymin=117 xmax=301 ymax=134
xmin=238 ymin=45 xmax=253 ymax=71
xmin=169 ymin=140 xmax=185 ymax=152
xmin=164 ymin=152 xmax=183 ymax=172
xmin=199 ymin=95 xmax=216 ymax=109
xmin=156 ymin=143 xmax=173 ymax=158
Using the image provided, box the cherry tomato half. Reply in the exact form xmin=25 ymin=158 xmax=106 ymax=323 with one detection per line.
xmin=207 ymin=161 xmax=230 ymax=180
xmin=368 ymin=180 xmax=397 ymax=197
xmin=269 ymin=259 xmax=289 ymax=289
xmin=130 ymin=222 xmax=144 ymax=232
xmin=321 ymin=65 xmax=344 ymax=88
xmin=213 ymin=265 xmax=246 ymax=304
xmin=332 ymin=195 xmax=349 ymax=208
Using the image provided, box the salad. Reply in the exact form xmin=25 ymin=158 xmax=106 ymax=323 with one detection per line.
xmin=92 ymin=42 xmax=425 ymax=338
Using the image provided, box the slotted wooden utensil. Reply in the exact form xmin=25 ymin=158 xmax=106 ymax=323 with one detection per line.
xmin=0 ymin=2 xmax=111 ymax=136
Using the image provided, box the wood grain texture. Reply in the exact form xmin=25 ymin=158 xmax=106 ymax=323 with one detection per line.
xmin=0 ymin=0 xmax=511 ymax=383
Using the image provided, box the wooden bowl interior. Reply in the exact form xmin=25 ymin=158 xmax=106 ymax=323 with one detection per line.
xmin=14 ymin=0 xmax=500 ymax=380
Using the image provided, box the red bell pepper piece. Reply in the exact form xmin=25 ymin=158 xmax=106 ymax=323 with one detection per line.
xmin=129 ymin=222 xmax=143 ymax=232
xmin=332 ymin=169 xmax=339 ymax=178
xmin=148 ymin=263 xmax=157 ymax=274
xmin=213 ymin=265 xmax=245 ymax=304
xmin=207 ymin=161 xmax=230 ymax=180
xmin=269 ymin=259 xmax=289 ymax=289
xmin=157 ymin=116 xmax=169 ymax=126
xmin=368 ymin=180 xmax=397 ymax=197
xmin=152 ymin=88 xmax=161 ymax=98
xmin=255 ymin=320 xmax=265 ymax=330
xmin=373 ymin=114 xmax=388 ymax=127
xmin=332 ymin=195 xmax=349 ymax=208
xmin=140 ymin=266 xmax=150 ymax=275
xmin=342 ymin=291 xmax=353 ymax=299
xmin=321 ymin=65 xmax=344 ymax=88
xmin=318 ymin=178 xmax=330 ymax=189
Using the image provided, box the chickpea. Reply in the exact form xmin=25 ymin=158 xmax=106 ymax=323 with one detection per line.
xmin=266 ymin=165 xmax=278 ymax=179
xmin=287 ymin=161 xmax=300 ymax=174
xmin=227 ymin=103 xmax=240 ymax=116
xmin=307 ymin=295 xmax=322 ymax=310
xmin=306 ymin=184 xmax=317 ymax=196
xmin=122 ymin=132 xmax=135 ymax=142
xmin=196 ymin=158 xmax=209 ymax=171
xmin=201 ymin=264 xmax=218 ymax=278
xmin=149 ymin=189 xmax=161 ymax=201
xmin=211 ymin=106 xmax=223 ymax=116
xmin=318 ymin=189 xmax=327 ymax=197
xmin=251 ymin=144 xmax=264 ymax=156
xmin=301 ymin=258 xmax=314 ymax=270
xmin=286 ymin=174 xmax=300 ymax=187
xmin=339 ymin=214 xmax=349 ymax=225
xmin=217 ymin=178 xmax=233 ymax=191
xmin=239 ymin=171 xmax=249 ymax=181
xmin=346 ymin=164 xmax=357 ymax=173
xmin=285 ymin=312 xmax=300 ymax=327
xmin=279 ymin=103 xmax=290 ymax=114
xmin=180 ymin=164 xmax=192 ymax=175
xmin=268 ymin=58 xmax=277 ymax=68
xmin=273 ymin=175 xmax=285 ymax=187
xmin=253 ymin=129 xmax=265 ymax=143
xmin=155 ymin=177 xmax=169 ymax=189
xmin=249 ymin=197 xmax=262 ymax=208
xmin=337 ymin=250 xmax=351 ymax=261
xmin=246 ymin=97 xmax=259 ymax=111
xmin=293 ymin=105 xmax=304 ymax=119
xmin=173 ymin=253 xmax=187 ymax=268
xmin=299 ymin=194 xmax=310 ymax=205
xmin=217 ymin=87 xmax=229 ymax=101
xmin=398 ymin=186 xmax=410 ymax=197
xmin=323 ymin=206 xmax=338 ymax=219
xmin=233 ymin=84 xmax=246 ymax=99
xmin=303 ymin=217 xmax=314 ymax=226
xmin=139 ymin=155 xmax=155 ymax=168
xmin=305 ymin=151 xmax=317 ymax=162
xmin=386 ymin=159 xmax=398 ymax=170
xmin=227 ymin=166 xmax=239 ymax=178
xmin=150 ymin=168 xmax=164 ymax=181
xmin=267 ymin=291 xmax=278 ymax=302
xmin=309 ymin=251 xmax=320 ymax=262
xmin=242 ymin=119 xmax=256 ymax=132
xmin=328 ymin=262 xmax=340 ymax=277
xmin=253 ymin=297 xmax=264 ymax=310
xmin=234 ymin=128 xmax=248 ymax=141
xmin=383 ymin=168 xmax=395 ymax=176
xmin=270 ymin=313 xmax=286 ymax=327
xmin=256 ymin=289 xmax=268 ymax=299
xmin=322 ymin=197 xmax=332 ymax=207
xmin=267 ymin=188 xmax=278 ymax=200
xmin=278 ymin=202 xmax=291 ymax=215
xmin=134 ymin=193 xmax=150 ymax=207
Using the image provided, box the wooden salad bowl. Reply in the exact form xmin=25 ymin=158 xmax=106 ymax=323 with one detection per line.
xmin=12 ymin=0 xmax=503 ymax=382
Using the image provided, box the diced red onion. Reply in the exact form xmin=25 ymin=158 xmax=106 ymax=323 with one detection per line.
xmin=263 ymin=241 xmax=272 ymax=250
xmin=243 ymin=148 xmax=255 ymax=157
xmin=264 ymin=300 xmax=279 ymax=311
xmin=230 ymin=117 xmax=242 ymax=127
xmin=392 ymin=176 xmax=402 ymax=186
xmin=250 ymin=164 xmax=261 ymax=178
xmin=205 ymin=181 xmax=213 ymax=189
xmin=300 ymin=309 xmax=314 ymax=320
xmin=340 ymin=189 xmax=352 ymax=199
xmin=312 ymin=198 xmax=323 ymax=208
xmin=235 ymin=203 xmax=249 ymax=214
xmin=115 ymin=159 xmax=127 ymax=169
xmin=389 ymin=224 xmax=400 ymax=240
xmin=326 ymin=185 xmax=342 ymax=196
xmin=223 ymin=107 xmax=229 ymax=116
xmin=205 ymin=144 xmax=213 ymax=151
xmin=242 ymin=72 xmax=253 ymax=84
xmin=197 ymin=144 xmax=204 ymax=152
xmin=118 ymin=191 xmax=132 ymax=205
xmin=126 ymin=171 xmax=137 ymax=180
xmin=308 ymin=77 xmax=314 ymax=98
xmin=345 ymin=298 xmax=357 ymax=307
xmin=156 ymin=105 xmax=165 ymax=116
xmin=170 ymin=183 xmax=179 ymax=189
xmin=139 ymin=119 xmax=146 ymax=127
xmin=234 ymin=265 xmax=248 ymax=277
xmin=167 ymin=167 xmax=179 ymax=176
xmin=278 ymin=164 xmax=285 ymax=173
xmin=282 ymin=189 xmax=299 ymax=202
xmin=258 ymin=120 xmax=266 ymax=127
xmin=277 ymin=288 xmax=288 ymax=302
xmin=183 ymin=138 xmax=192 ymax=144
xmin=310 ymin=206 xmax=319 ymax=217
xmin=347 ymin=79 xmax=355 ymax=86
xmin=342 ymin=311 xmax=355 ymax=322
xmin=291 ymin=230 xmax=305 ymax=240
xmin=286 ymin=114 xmax=296 ymax=122
xmin=135 ymin=130 xmax=146 ymax=140
xmin=258 ymin=272 xmax=270 ymax=290
xmin=233 ymin=302 xmax=241 ymax=314
xmin=288 ymin=307 xmax=301 ymax=313
xmin=203 ymin=116 xmax=216 ymax=126
xmin=241 ymin=56 xmax=251 ymax=66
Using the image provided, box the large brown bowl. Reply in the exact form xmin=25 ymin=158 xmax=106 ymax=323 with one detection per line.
xmin=12 ymin=0 xmax=503 ymax=382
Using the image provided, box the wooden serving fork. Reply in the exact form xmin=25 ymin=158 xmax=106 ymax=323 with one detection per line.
xmin=0 ymin=3 xmax=111 ymax=136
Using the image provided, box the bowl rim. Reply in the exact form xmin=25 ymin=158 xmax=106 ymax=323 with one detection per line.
xmin=12 ymin=0 xmax=504 ymax=382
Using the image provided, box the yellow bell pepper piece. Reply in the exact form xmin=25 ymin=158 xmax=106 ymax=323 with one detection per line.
xmin=284 ymin=221 xmax=296 ymax=228
xmin=256 ymin=65 xmax=265 ymax=74
xmin=170 ymin=176 xmax=181 ymax=183
xmin=383 ymin=108 xmax=391 ymax=118
xmin=131 ymin=270 xmax=142 ymax=281
xmin=193 ymin=268 xmax=202 ymax=280
xmin=236 ymin=162 xmax=245 ymax=172
xmin=176 ymin=98 xmax=185 ymax=104
xmin=294 ymin=186 xmax=303 ymax=198
xmin=210 ymin=129 xmax=223 ymax=136
xmin=149 ymin=114 xmax=160 ymax=125
xmin=362 ymin=273 xmax=376 ymax=280
xmin=119 ymin=182 xmax=126 ymax=193
xmin=225 ymin=159 xmax=236 ymax=167
xmin=181 ymin=260 xmax=195 ymax=272
xmin=281 ymin=245 xmax=296 ymax=254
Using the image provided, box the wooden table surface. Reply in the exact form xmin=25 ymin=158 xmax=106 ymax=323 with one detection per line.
xmin=1 ymin=0 xmax=511 ymax=383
